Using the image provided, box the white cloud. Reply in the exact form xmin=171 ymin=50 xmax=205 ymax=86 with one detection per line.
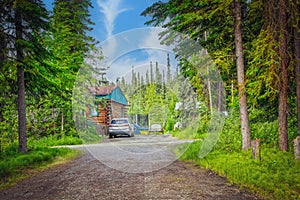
xmin=97 ymin=0 xmax=129 ymax=38
xmin=99 ymin=28 xmax=179 ymax=84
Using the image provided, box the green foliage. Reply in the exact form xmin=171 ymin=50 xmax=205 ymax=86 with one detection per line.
xmin=215 ymin=109 xmax=242 ymax=152
xmin=176 ymin=140 xmax=203 ymax=161
xmin=77 ymin=127 xmax=102 ymax=144
xmin=0 ymin=101 xmax=18 ymax=153
xmin=0 ymin=134 xmax=82 ymax=187
xmin=123 ymin=62 xmax=179 ymax=129
xmin=250 ymin=121 xmax=278 ymax=145
xmin=0 ymin=147 xmax=76 ymax=183
xmin=247 ymin=29 xmax=280 ymax=105
xmin=196 ymin=102 xmax=210 ymax=135
xmin=179 ymin=143 xmax=300 ymax=200
xmin=165 ymin=117 xmax=175 ymax=132
xmin=172 ymin=125 xmax=197 ymax=139
xmin=28 ymin=135 xmax=83 ymax=148
xmin=0 ymin=0 xmax=98 ymax=151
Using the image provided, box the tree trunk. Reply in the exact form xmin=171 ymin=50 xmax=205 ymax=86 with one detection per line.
xmin=218 ymin=81 xmax=223 ymax=112
xmin=233 ymin=0 xmax=251 ymax=150
xmin=278 ymin=0 xmax=289 ymax=151
xmin=207 ymin=65 xmax=213 ymax=114
xmin=294 ymin=8 xmax=300 ymax=137
xmin=251 ymin=139 xmax=261 ymax=160
xmin=15 ymin=6 xmax=27 ymax=153
xmin=231 ymin=79 xmax=234 ymax=106
xmin=294 ymin=136 xmax=300 ymax=159
xmin=61 ymin=109 xmax=64 ymax=136
xmin=204 ymin=31 xmax=213 ymax=114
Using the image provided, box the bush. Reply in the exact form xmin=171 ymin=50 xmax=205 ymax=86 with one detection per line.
xmin=251 ymin=121 xmax=278 ymax=145
xmin=215 ymin=109 xmax=242 ymax=152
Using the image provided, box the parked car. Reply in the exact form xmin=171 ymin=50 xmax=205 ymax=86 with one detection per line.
xmin=108 ymin=118 xmax=134 ymax=138
xmin=148 ymin=124 xmax=164 ymax=134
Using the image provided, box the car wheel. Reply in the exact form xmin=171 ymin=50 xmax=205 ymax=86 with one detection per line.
xmin=109 ymin=134 xmax=113 ymax=139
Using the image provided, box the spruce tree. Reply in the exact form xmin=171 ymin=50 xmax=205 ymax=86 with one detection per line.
xmin=51 ymin=0 xmax=97 ymax=135
xmin=0 ymin=0 xmax=49 ymax=152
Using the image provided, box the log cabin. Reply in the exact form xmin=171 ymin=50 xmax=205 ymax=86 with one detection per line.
xmin=87 ymin=85 xmax=128 ymax=126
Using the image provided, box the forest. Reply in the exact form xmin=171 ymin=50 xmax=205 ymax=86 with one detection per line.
xmin=0 ymin=0 xmax=300 ymax=199
xmin=140 ymin=0 xmax=300 ymax=198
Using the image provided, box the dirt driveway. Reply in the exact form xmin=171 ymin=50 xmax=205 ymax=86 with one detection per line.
xmin=0 ymin=135 xmax=260 ymax=200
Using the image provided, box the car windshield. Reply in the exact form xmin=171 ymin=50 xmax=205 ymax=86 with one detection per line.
xmin=111 ymin=119 xmax=128 ymax=124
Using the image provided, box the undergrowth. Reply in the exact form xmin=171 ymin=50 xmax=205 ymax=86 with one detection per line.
xmin=179 ymin=141 xmax=300 ymax=199
xmin=0 ymin=147 xmax=79 ymax=188
xmin=0 ymin=135 xmax=84 ymax=188
xmin=176 ymin=108 xmax=300 ymax=199
xmin=28 ymin=135 xmax=83 ymax=148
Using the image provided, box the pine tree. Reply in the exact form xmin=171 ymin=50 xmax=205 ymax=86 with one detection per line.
xmin=146 ymin=70 xmax=150 ymax=85
xmin=142 ymin=0 xmax=252 ymax=150
xmin=51 ymin=0 xmax=96 ymax=135
xmin=167 ymin=53 xmax=172 ymax=85
xmin=150 ymin=61 xmax=154 ymax=83
xmin=155 ymin=61 xmax=162 ymax=84
xmin=0 ymin=0 xmax=49 ymax=152
xmin=293 ymin=0 xmax=300 ymax=137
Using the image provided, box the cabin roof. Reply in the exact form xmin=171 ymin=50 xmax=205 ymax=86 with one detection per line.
xmin=88 ymin=85 xmax=117 ymax=95
xmin=88 ymin=85 xmax=128 ymax=105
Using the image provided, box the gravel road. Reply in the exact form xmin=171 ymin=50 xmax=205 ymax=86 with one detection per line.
xmin=0 ymin=135 xmax=260 ymax=200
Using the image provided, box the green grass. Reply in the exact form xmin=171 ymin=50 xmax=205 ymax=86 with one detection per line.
xmin=178 ymin=140 xmax=300 ymax=200
xmin=0 ymin=135 xmax=84 ymax=189
xmin=172 ymin=124 xmax=200 ymax=139
xmin=0 ymin=147 xmax=81 ymax=189
xmin=28 ymin=135 xmax=83 ymax=148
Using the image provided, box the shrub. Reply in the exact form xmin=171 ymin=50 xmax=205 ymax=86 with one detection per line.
xmin=215 ymin=108 xmax=242 ymax=152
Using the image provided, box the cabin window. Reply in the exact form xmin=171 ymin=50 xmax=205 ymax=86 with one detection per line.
xmin=90 ymin=106 xmax=98 ymax=117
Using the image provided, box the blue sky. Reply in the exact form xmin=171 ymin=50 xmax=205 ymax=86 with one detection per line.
xmin=44 ymin=0 xmax=151 ymax=41
xmin=90 ymin=0 xmax=151 ymax=41
xmin=44 ymin=0 xmax=178 ymax=83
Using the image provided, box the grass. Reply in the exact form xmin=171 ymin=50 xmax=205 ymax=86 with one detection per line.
xmin=0 ymin=135 xmax=84 ymax=189
xmin=28 ymin=135 xmax=83 ymax=148
xmin=172 ymin=124 xmax=201 ymax=139
xmin=178 ymin=140 xmax=300 ymax=200
xmin=0 ymin=147 xmax=81 ymax=189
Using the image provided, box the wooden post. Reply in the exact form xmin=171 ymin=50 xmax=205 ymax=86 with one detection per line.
xmin=251 ymin=139 xmax=261 ymax=160
xmin=294 ymin=136 xmax=300 ymax=159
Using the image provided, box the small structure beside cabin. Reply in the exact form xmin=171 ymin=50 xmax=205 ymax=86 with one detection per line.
xmin=87 ymin=85 xmax=128 ymax=126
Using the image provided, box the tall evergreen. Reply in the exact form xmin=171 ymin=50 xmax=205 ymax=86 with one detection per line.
xmin=150 ymin=61 xmax=154 ymax=83
xmin=155 ymin=61 xmax=162 ymax=84
xmin=146 ymin=69 xmax=150 ymax=85
xmin=51 ymin=0 xmax=97 ymax=135
xmin=142 ymin=0 xmax=300 ymax=150
xmin=167 ymin=53 xmax=172 ymax=85
xmin=0 ymin=0 xmax=49 ymax=152
xmin=293 ymin=0 xmax=300 ymax=137
xmin=142 ymin=0 xmax=252 ymax=150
